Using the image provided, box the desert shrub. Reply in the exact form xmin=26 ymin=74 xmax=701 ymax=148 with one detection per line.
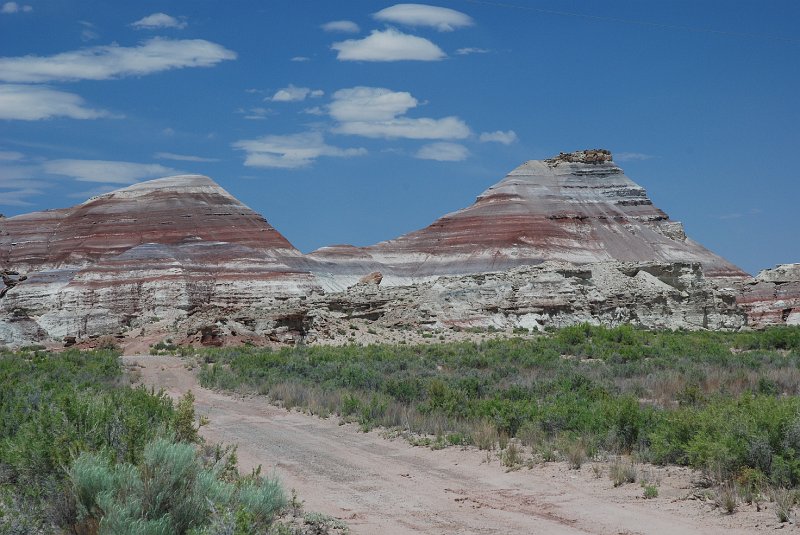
xmin=175 ymin=390 xmax=201 ymax=443
xmin=772 ymin=487 xmax=795 ymax=523
xmin=609 ymin=458 xmax=637 ymax=487
xmin=715 ymin=482 xmax=738 ymax=514
xmin=237 ymin=476 xmax=287 ymax=524
xmin=501 ymin=440 xmax=524 ymax=468
xmin=71 ymin=439 xmax=285 ymax=534
xmin=470 ymin=420 xmax=498 ymax=451
xmin=0 ymin=350 xmax=175 ymax=490
xmin=565 ymin=440 xmax=587 ymax=470
xmin=643 ymin=485 xmax=658 ymax=499
xmin=196 ymin=325 xmax=800 ymax=479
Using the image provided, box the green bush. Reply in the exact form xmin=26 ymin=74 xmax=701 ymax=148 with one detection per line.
xmin=71 ymin=438 xmax=285 ymax=535
xmin=195 ymin=325 xmax=800 ymax=481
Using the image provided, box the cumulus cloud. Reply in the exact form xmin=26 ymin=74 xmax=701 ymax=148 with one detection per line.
xmin=373 ymin=4 xmax=473 ymax=31
xmin=329 ymin=86 xmax=470 ymax=140
xmin=0 ymin=38 xmax=236 ymax=83
xmin=329 ymin=86 xmax=417 ymax=122
xmin=614 ymin=152 xmax=654 ymax=162
xmin=270 ymin=84 xmax=324 ymax=102
xmin=321 ymin=20 xmax=360 ymax=33
xmin=0 ymin=84 xmax=114 ymax=120
xmin=479 ymin=130 xmax=518 ymax=144
xmin=332 ymin=28 xmax=445 ymax=62
xmin=131 ymin=13 xmax=187 ymax=30
xmin=233 ymin=131 xmax=366 ymax=169
xmin=42 ymin=159 xmax=180 ymax=183
xmin=415 ymin=142 xmax=469 ymax=161
xmin=154 ymin=152 xmax=220 ymax=162
xmin=1 ymin=2 xmax=32 ymax=14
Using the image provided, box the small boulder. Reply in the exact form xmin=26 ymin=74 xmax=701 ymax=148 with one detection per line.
xmin=358 ymin=272 xmax=383 ymax=286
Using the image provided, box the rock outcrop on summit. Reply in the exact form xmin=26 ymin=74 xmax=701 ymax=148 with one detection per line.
xmin=0 ymin=150 xmax=789 ymax=348
xmin=310 ymin=150 xmax=747 ymax=288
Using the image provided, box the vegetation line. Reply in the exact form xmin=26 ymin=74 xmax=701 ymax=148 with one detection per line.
xmin=194 ymin=325 xmax=800 ymax=495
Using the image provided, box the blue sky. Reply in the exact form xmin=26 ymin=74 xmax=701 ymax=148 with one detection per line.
xmin=1 ymin=1 xmax=798 ymax=274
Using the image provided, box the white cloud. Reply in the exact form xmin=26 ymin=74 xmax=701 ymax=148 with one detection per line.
xmin=233 ymin=131 xmax=366 ymax=169
xmin=614 ymin=152 xmax=654 ymax=162
xmin=329 ymin=86 xmax=470 ymax=140
xmin=321 ymin=20 xmax=360 ymax=33
xmin=479 ymin=130 xmax=518 ymax=144
xmin=0 ymin=84 xmax=114 ymax=120
xmin=131 ymin=13 xmax=187 ymax=30
xmin=336 ymin=117 xmax=469 ymax=139
xmin=373 ymin=4 xmax=473 ymax=32
xmin=456 ymin=47 xmax=489 ymax=55
xmin=270 ymin=84 xmax=324 ymax=102
xmin=154 ymin=152 xmax=220 ymax=163
xmin=290 ymin=56 xmax=310 ymax=62
xmin=329 ymin=87 xmax=417 ymax=122
xmin=0 ymin=38 xmax=236 ymax=83
xmin=0 ymin=150 xmax=23 ymax=161
xmin=415 ymin=142 xmax=470 ymax=161
xmin=42 ymin=159 xmax=180 ymax=183
xmin=302 ymin=106 xmax=325 ymax=116
xmin=1 ymin=2 xmax=32 ymax=14
xmin=332 ymin=28 xmax=445 ymax=62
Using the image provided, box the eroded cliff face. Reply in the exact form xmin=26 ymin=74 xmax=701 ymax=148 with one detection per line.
xmin=153 ymin=261 xmax=745 ymax=348
xmin=0 ymin=175 xmax=317 ymax=345
xmin=737 ymin=264 xmax=800 ymax=328
xmin=308 ymin=151 xmax=748 ymax=288
xmin=0 ymin=175 xmax=296 ymax=272
xmin=0 ymin=152 xmax=783 ymax=348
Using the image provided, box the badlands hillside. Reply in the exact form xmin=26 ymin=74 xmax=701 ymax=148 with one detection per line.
xmin=1 ymin=150 xmax=797 ymax=348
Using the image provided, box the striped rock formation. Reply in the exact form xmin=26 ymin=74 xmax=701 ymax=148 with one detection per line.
xmin=737 ymin=264 xmax=800 ymax=327
xmin=0 ymin=176 xmax=316 ymax=344
xmin=0 ymin=151 xmax=769 ymax=347
xmin=309 ymin=150 xmax=748 ymax=289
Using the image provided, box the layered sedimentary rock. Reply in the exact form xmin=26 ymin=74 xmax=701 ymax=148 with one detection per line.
xmin=180 ymin=261 xmax=745 ymax=346
xmin=0 ymin=176 xmax=317 ymax=345
xmin=0 ymin=175 xmax=295 ymax=271
xmin=737 ymin=264 xmax=800 ymax=327
xmin=0 ymin=152 xmax=772 ymax=348
xmin=310 ymin=150 xmax=747 ymax=288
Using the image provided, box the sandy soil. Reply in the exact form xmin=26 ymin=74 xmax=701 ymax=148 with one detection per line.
xmin=124 ymin=355 xmax=790 ymax=535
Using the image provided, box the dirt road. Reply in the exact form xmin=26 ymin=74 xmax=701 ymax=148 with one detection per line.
xmin=124 ymin=355 xmax=776 ymax=535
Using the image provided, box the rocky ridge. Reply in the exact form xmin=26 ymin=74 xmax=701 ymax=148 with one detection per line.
xmin=309 ymin=151 xmax=746 ymax=288
xmin=736 ymin=264 xmax=800 ymax=328
xmin=0 ymin=151 xmax=794 ymax=348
